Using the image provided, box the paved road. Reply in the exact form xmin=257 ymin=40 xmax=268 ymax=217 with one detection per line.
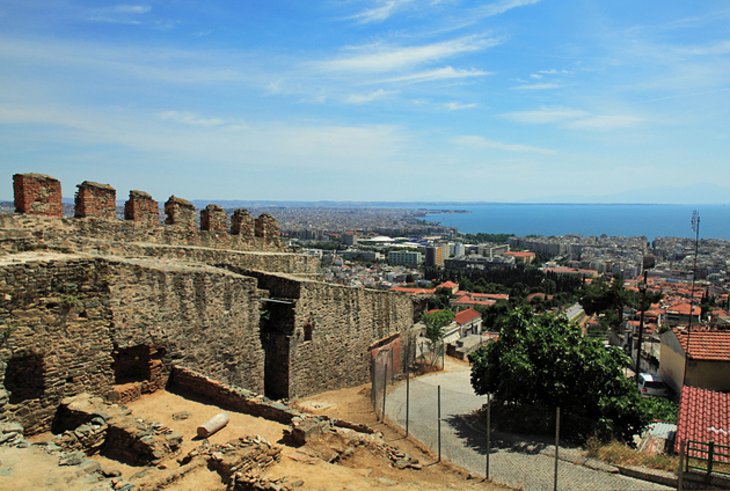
xmin=385 ymin=363 xmax=671 ymax=491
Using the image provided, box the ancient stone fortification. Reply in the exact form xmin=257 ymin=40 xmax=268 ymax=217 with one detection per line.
xmin=0 ymin=173 xmax=414 ymax=435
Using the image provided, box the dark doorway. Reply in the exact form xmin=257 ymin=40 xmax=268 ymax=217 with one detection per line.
xmin=5 ymin=354 xmax=45 ymax=403
xmin=113 ymin=345 xmax=151 ymax=384
xmin=260 ymin=302 xmax=294 ymax=400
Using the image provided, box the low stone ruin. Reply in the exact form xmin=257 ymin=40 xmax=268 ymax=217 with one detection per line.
xmin=53 ymin=393 xmax=182 ymax=465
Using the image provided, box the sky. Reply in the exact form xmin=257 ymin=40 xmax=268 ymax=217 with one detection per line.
xmin=1 ymin=0 xmax=729 ymax=203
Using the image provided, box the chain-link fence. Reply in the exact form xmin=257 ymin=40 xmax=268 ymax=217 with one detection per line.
xmin=374 ymin=368 xmax=662 ymax=491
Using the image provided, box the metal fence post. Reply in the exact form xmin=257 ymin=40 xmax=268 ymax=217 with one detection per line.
xmin=677 ymin=439 xmax=685 ymax=491
xmin=405 ymin=357 xmax=410 ymax=437
xmin=554 ymin=406 xmax=560 ymax=491
xmin=486 ymin=394 xmax=491 ymax=480
xmin=380 ymin=361 xmax=388 ymax=422
xmin=707 ymin=441 xmax=715 ymax=478
xmin=438 ymin=385 xmax=442 ymax=463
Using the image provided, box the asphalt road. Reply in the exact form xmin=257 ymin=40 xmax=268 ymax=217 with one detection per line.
xmin=385 ymin=362 xmax=672 ymax=491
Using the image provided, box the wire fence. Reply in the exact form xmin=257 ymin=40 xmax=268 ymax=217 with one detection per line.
xmin=372 ymin=365 xmax=645 ymax=491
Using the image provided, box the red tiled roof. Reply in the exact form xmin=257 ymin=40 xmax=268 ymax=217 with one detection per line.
xmin=454 ymin=308 xmax=481 ymax=325
xmin=675 ymin=386 xmax=730 ymax=458
xmin=667 ymin=303 xmax=701 ymax=316
xmin=504 ymin=251 xmax=535 ymax=258
xmin=453 ymin=296 xmax=496 ymax=307
xmin=437 ymin=281 xmax=459 ymax=289
xmin=390 ymin=287 xmax=435 ymax=295
xmin=455 ymin=292 xmax=509 ymax=301
xmin=673 ymin=329 xmax=730 ymax=361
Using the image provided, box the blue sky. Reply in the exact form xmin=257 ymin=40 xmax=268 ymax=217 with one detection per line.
xmin=1 ymin=0 xmax=729 ymax=203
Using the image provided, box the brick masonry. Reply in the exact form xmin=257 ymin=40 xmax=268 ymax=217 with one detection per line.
xmin=164 ymin=195 xmax=196 ymax=231
xmin=231 ymin=208 xmax=254 ymax=238
xmin=200 ymin=204 xmax=228 ymax=233
xmin=74 ymin=181 xmax=117 ymax=219
xmin=124 ymin=190 xmax=159 ymax=225
xmin=13 ymin=173 xmax=63 ymax=217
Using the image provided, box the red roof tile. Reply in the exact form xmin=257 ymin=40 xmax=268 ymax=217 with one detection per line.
xmin=437 ymin=281 xmax=459 ymax=289
xmin=674 ymin=329 xmax=730 ymax=361
xmin=667 ymin=303 xmax=701 ymax=316
xmin=675 ymin=386 xmax=730 ymax=459
xmin=454 ymin=308 xmax=481 ymax=325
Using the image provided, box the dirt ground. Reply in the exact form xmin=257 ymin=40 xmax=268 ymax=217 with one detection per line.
xmin=1 ymin=373 xmax=509 ymax=491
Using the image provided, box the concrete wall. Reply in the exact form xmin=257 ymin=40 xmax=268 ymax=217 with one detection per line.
xmin=0 ymin=253 xmax=265 ymax=434
xmin=659 ymin=330 xmax=730 ymax=393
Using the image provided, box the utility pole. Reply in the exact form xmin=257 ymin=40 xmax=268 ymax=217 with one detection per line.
xmin=682 ymin=211 xmax=700 ymax=387
xmin=635 ymin=270 xmax=648 ymax=385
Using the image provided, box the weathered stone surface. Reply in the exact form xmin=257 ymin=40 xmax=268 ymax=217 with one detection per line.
xmin=54 ymin=393 xmax=182 ymax=465
xmin=13 ymin=173 xmax=63 ymax=217
xmin=164 ymin=195 xmax=196 ymax=231
xmin=200 ymin=204 xmax=227 ymax=233
xmin=255 ymin=213 xmax=281 ymax=245
xmin=231 ymin=209 xmax=254 ymax=238
xmin=74 ymin=181 xmax=116 ymax=220
xmin=0 ymin=253 xmax=265 ymax=433
xmin=124 ymin=190 xmax=159 ymax=226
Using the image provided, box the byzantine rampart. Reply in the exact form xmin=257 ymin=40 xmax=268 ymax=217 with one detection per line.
xmin=0 ymin=172 xmax=415 ymax=436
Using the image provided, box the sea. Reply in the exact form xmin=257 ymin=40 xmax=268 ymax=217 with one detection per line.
xmin=418 ymin=204 xmax=730 ymax=241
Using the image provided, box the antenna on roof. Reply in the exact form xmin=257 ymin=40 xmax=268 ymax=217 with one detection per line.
xmin=682 ymin=210 xmax=701 ymax=387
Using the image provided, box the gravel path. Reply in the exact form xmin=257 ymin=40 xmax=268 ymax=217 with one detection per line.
xmin=385 ymin=364 xmax=672 ymax=491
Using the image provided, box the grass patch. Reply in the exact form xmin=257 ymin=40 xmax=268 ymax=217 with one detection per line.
xmin=585 ymin=438 xmax=679 ymax=473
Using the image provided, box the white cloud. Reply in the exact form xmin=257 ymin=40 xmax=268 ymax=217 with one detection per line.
xmin=378 ymin=66 xmax=490 ymax=84
xmin=503 ymin=106 xmax=643 ymax=130
xmin=316 ymin=35 xmax=499 ymax=73
xmin=86 ymin=4 xmax=151 ymax=24
xmin=158 ymin=111 xmax=227 ymax=127
xmin=444 ymin=101 xmax=478 ymax=110
xmin=452 ymin=135 xmax=555 ymax=155
xmin=503 ymin=106 xmax=588 ymax=124
xmin=343 ymin=89 xmax=392 ymax=104
xmin=512 ymin=82 xmax=561 ymax=90
xmin=473 ymin=0 xmax=541 ymax=18
xmin=111 ymin=4 xmax=151 ymax=14
xmin=566 ymin=115 xmax=643 ymax=130
xmin=349 ymin=0 xmax=411 ymax=24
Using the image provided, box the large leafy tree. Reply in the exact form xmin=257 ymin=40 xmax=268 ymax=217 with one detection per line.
xmin=469 ymin=308 xmax=650 ymax=443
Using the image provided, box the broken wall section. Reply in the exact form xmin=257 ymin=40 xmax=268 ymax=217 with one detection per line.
xmin=0 ymin=253 xmax=266 ymax=435
xmin=242 ymin=271 xmax=414 ymax=399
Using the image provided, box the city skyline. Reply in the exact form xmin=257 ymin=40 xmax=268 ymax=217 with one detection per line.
xmin=1 ymin=1 xmax=730 ymax=203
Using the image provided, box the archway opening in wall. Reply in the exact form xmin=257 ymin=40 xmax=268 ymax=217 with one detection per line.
xmin=4 ymin=353 xmax=45 ymax=403
xmin=113 ymin=345 xmax=151 ymax=384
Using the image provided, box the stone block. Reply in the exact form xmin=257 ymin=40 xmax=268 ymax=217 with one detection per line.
xmin=231 ymin=209 xmax=254 ymax=238
xmin=13 ymin=173 xmax=63 ymax=217
xmin=164 ymin=195 xmax=196 ymax=231
xmin=74 ymin=181 xmax=117 ymax=219
xmin=124 ymin=190 xmax=159 ymax=226
xmin=200 ymin=204 xmax=228 ymax=233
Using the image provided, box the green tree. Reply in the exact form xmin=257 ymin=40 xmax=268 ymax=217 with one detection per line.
xmin=469 ymin=308 xmax=650 ymax=443
xmin=422 ymin=310 xmax=454 ymax=367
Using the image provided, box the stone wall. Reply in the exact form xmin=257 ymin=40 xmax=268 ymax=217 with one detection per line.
xmin=231 ymin=209 xmax=255 ymax=238
xmin=124 ymin=190 xmax=159 ymax=225
xmin=0 ymin=214 xmax=313 ymax=270
xmin=0 ymin=253 xmax=266 ymax=434
xmin=7 ymin=173 xmax=286 ymax=251
xmin=13 ymin=173 xmax=63 ymax=217
xmin=242 ymin=271 xmax=414 ymax=399
xmin=164 ymin=196 xmax=196 ymax=232
xmin=200 ymin=204 xmax=228 ymax=233
xmin=0 ymin=255 xmax=115 ymax=434
xmin=74 ymin=181 xmax=116 ymax=219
